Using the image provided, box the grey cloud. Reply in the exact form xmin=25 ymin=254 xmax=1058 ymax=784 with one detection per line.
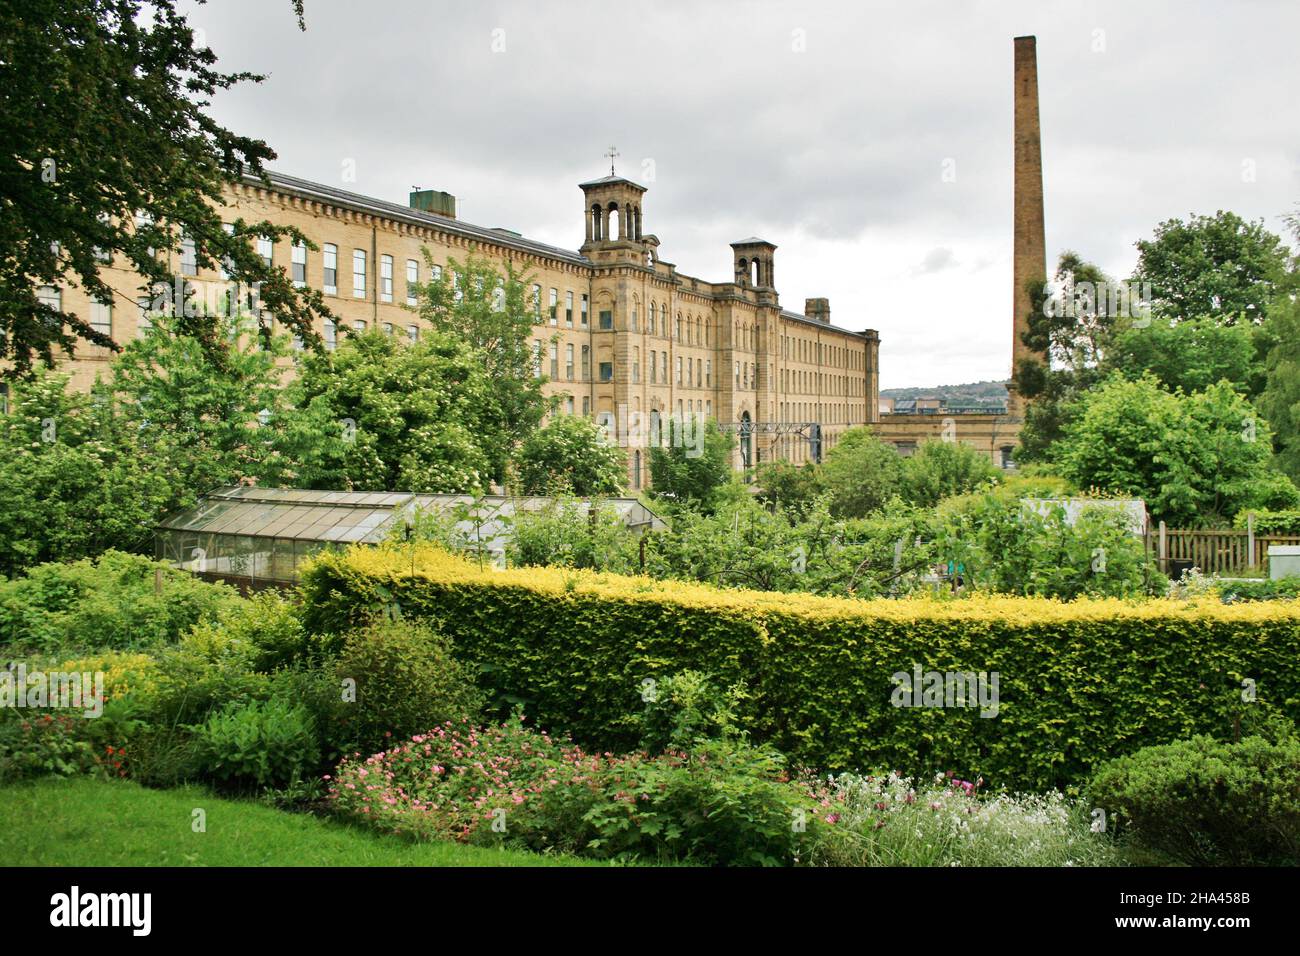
xmin=182 ymin=0 xmax=1300 ymax=386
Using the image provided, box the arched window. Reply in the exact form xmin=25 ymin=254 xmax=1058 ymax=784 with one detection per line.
xmin=607 ymin=202 xmax=620 ymax=240
xmin=737 ymin=258 xmax=748 ymax=284
xmin=739 ymin=411 xmax=753 ymax=468
xmin=591 ymin=204 xmax=603 ymax=241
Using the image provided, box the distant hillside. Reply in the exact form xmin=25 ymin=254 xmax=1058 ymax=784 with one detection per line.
xmin=881 ymin=380 xmax=1009 ymax=406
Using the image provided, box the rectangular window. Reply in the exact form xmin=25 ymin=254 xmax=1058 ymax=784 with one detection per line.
xmin=380 ymin=255 xmax=393 ymax=303
xmin=549 ymin=288 xmax=558 ymax=326
xmin=705 ymin=359 xmax=712 ymax=387
xmin=532 ymin=284 xmax=542 ymax=319
xmin=599 ymin=361 xmax=613 ymax=382
xmin=257 ymin=236 xmax=273 ymax=267
xmin=90 ymin=300 xmax=112 ymax=338
xmin=292 ymin=241 xmax=307 ymax=287
xmin=136 ymin=296 xmax=153 ymax=336
xmin=565 ymin=396 xmax=575 ymax=415
xmin=352 ymin=249 xmax=366 ymax=298
xmin=631 ymin=307 xmax=638 ymax=333
xmin=565 ymin=291 xmax=574 ymax=327
xmin=582 ymin=396 xmax=590 ymax=416
xmin=180 ymin=236 xmax=197 ymax=276
xmin=661 ymin=352 xmax=667 ymax=383
xmin=706 ymin=400 xmax=712 ymax=417
xmin=676 ymin=355 xmax=683 ymax=385
xmin=736 ymin=361 xmax=740 ymax=387
xmin=406 ymin=260 xmax=418 ymax=306
xmin=580 ymin=294 xmax=589 ymax=326
xmin=219 ymin=223 xmax=235 ymax=279
xmin=407 ymin=324 xmax=419 ymax=343
xmin=37 ymin=285 xmax=61 ymax=311
xmin=323 ymin=244 xmax=338 ymax=295
xmin=382 ymin=322 xmax=394 ymax=336
xmin=353 ymin=320 xmax=366 ymax=332
xmin=581 ymin=345 xmax=590 ymax=380
xmin=566 ymin=344 xmax=574 ymax=380
xmin=632 ymin=347 xmax=640 ymax=383
xmin=324 ymin=319 xmax=337 ymax=351
xmin=599 ymin=309 xmax=613 ymax=330
xmin=549 ymin=342 xmax=559 ymax=378
xmin=650 ymin=351 xmax=657 ymax=383
xmin=533 ymin=340 xmax=542 ymax=378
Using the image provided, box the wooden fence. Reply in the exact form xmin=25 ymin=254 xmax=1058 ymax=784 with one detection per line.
xmin=1147 ymin=520 xmax=1300 ymax=576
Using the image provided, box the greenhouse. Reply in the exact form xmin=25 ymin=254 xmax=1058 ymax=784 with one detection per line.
xmin=155 ymin=486 xmax=667 ymax=588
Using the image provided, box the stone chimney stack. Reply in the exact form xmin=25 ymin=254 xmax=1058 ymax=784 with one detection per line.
xmin=1009 ymin=35 xmax=1048 ymax=420
xmin=804 ymin=298 xmax=831 ymax=324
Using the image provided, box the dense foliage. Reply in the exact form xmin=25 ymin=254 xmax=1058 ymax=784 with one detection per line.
xmin=299 ymin=545 xmax=1300 ymax=790
xmin=1056 ymin=375 xmax=1297 ymax=525
xmin=0 ymin=550 xmax=240 ymax=653
xmin=1087 ymin=732 xmax=1300 ymax=865
xmin=515 ymin=414 xmax=626 ymax=496
xmin=0 ymin=0 xmax=326 ymax=376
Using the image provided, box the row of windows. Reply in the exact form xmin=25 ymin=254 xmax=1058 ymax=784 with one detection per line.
xmin=782 ymin=366 xmax=864 ymax=397
xmin=784 ymin=334 xmax=864 ymax=371
xmin=530 ymin=285 xmax=590 ymax=328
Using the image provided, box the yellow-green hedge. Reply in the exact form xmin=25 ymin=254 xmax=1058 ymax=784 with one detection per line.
xmin=299 ymin=544 xmax=1300 ymax=789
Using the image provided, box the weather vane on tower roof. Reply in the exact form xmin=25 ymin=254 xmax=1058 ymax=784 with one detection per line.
xmin=605 ymin=145 xmax=619 ymax=177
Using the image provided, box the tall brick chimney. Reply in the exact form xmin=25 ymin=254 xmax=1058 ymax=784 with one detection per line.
xmin=1009 ymin=35 xmax=1048 ymax=420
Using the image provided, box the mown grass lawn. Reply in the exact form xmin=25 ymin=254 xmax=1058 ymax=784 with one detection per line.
xmin=1 ymin=777 xmax=605 ymax=867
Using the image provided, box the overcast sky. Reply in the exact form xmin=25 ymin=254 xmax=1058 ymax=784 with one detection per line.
xmin=183 ymin=0 xmax=1299 ymax=390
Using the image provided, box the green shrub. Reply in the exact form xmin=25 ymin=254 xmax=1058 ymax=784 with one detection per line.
xmin=933 ymin=492 xmax=1157 ymax=599
xmin=334 ymin=617 xmax=485 ymax=756
xmin=148 ymin=623 xmax=272 ymax=728
xmin=0 ymin=550 xmax=240 ymax=654
xmin=638 ymin=670 xmax=746 ymax=753
xmin=1217 ymin=577 xmax=1300 ymax=602
xmin=1234 ymin=508 xmax=1300 ymax=535
xmin=301 ymin=545 xmax=1300 ymax=790
xmin=1087 ymin=734 xmax=1300 ymax=865
xmin=192 ymin=696 xmax=320 ymax=791
xmin=198 ymin=591 xmax=322 ymax=673
xmin=584 ymin=735 xmax=816 ymax=866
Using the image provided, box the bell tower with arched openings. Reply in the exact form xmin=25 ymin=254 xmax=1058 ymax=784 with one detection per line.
xmin=579 ymin=174 xmax=648 ymax=264
xmin=730 ymin=238 xmax=777 ymax=290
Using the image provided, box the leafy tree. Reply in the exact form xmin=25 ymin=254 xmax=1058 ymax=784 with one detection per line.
xmin=753 ymin=459 xmax=825 ymax=520
xmin=819 ymin=427 xmax=904 ymax=518
xmin=0 ymin=0 xmax=328 ymax=378
xmin=285 ymin=328 xmax=495 ymax=493
xmin=1103 ymin=316 xmax=1259 ymax=396
xmin=1132 ymin=211 xmax=1292 ymax=324
xmin=900 ymin=439 xmax=1002 ymax=508
xmin=0 ymin=372 xmax=173 ymax=575
xmin=1258 ymin=294 xmax=1300 ymax=485
xmin=413 ymin=254 xmax=551 ymax=482
xmin=1013 ymin=252 xmax=1127 ymax=460
xmin=514 ymin=414 xmax=626 ymax=496
xmin=112 ymin=310 xmax=298 ymax=503
xmin=648 ymin=419 xmax=735 ymax=513
xmin=1056 ymin=374 xmax=1295 ymax=525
